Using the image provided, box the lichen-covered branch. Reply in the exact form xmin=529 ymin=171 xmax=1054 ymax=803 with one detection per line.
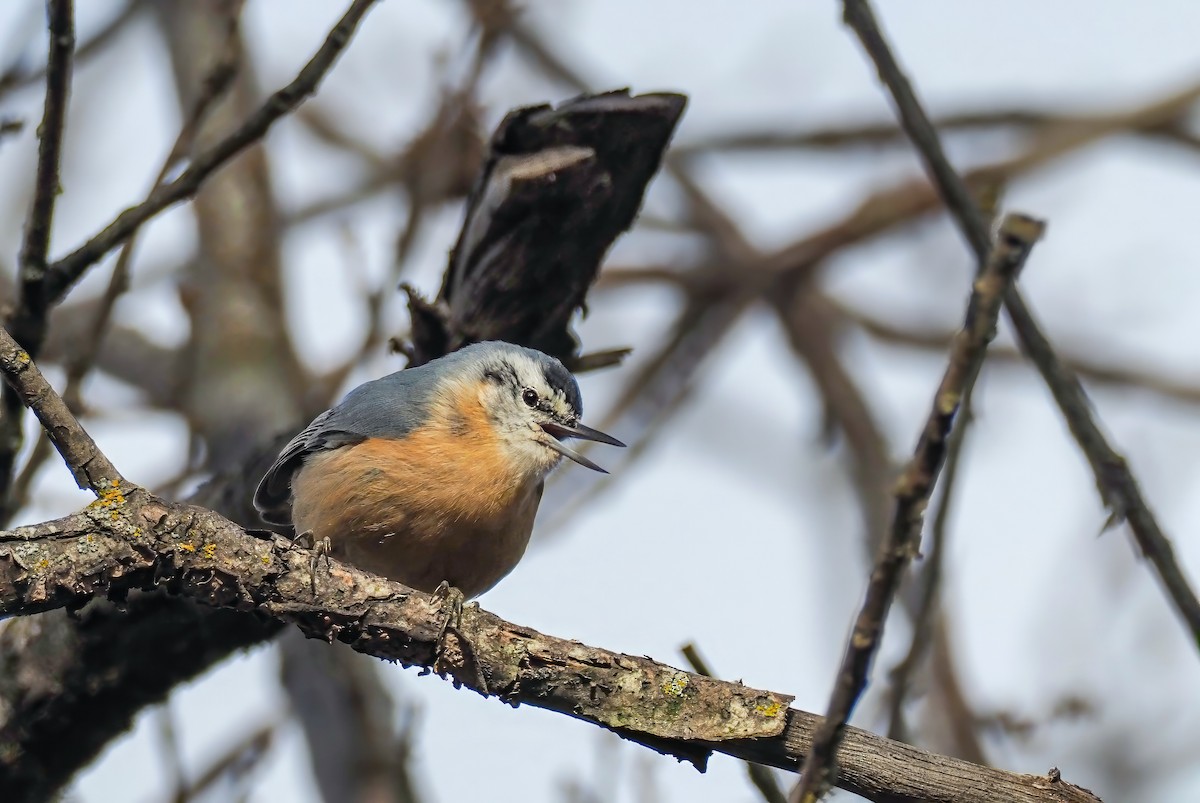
xmin=0 ymin=488 xmax=1100 ymax=803
xmin=794 ymin=214 xmax=1046 ymax=802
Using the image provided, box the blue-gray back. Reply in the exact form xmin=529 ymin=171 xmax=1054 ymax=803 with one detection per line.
xmin=251 ymin=341 xmax=575 ymax=526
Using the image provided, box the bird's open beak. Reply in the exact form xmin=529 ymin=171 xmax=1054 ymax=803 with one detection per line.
xmin=540 ymin=421 xmax=626 ymax=473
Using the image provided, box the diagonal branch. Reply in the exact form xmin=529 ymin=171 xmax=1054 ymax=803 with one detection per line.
xmin=42 ymin=0 xmax=381 ymax=305
xmin=794 ymin=214 xmax=1045 ymax=802
xmin=841 ymin=0 xmax=1200 ymax=650
xmin=885 ymin=390 xmax=970 ymax=746
xmin=0 ymin=325 xmax=122 ymax=493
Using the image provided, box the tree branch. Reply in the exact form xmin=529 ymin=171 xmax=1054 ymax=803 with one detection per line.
xmin=60 ymin=0 xmax=241 ymax=418
xmin=16 ymin=0 xmax=73 ymax=300
xmin=0 ymin=326 xmax=121 ymax=493
xmin=794 ymin=214 xmax=1045 ymax=801
xmin=0 ymin=487 xmax=1101 ymax=803
xmin=841 ymin=0 xmax=1200 ymax=650
xmin=42 ymin=0 xmax=381 ymax=305
xmin=885 ymin=392 xmax=969 ymax=746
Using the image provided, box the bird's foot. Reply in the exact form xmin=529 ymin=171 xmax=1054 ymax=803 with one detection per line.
xmin=430 ymin=581 xmax=482 ymax=687
xmin=432 ymin=578 xmax=463 ymax=662
xmin=288 ymin=529 xmax=332 ymax=595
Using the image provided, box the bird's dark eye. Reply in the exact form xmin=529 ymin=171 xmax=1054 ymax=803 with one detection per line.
xmin=522 ymin=388 xmax=539 ymax=408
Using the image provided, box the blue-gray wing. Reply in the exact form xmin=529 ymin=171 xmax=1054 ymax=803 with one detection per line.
xmin=252 ymin=409 xmax=367 ymax=527
xmin=251 ymin=366 xmax=441 ymax=527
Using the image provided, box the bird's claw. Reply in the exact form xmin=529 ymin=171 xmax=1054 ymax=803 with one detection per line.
xmin=431 ymin=580 xmax=475 ymax=678
xmin=289 ymin=529 xmax=332 ymax=595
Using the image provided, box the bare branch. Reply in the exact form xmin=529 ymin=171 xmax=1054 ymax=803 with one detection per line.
xmin=0 ymin=324 xmax=123 ymax=493
xmin=794 ymin=214 xmax=1045 ymax=802
xmin=16 ymin=0 xmax=72 ymax=299
xmin=885 ymin=391 xmax=969 ymax=745
xmin=0 ymin=0 xmax=140 ymax=103
xmin=173 ymin=719 xmax=276 ymax=802
xmin=0 ymin=489 xmax=1102 ymax=803
xmin=42 ymin=0 xmax=381 ymax=304
xmin=841 ymin=0 xmax=1200 ymax=651
xmin=671 ymin=106 xmax=1200 ymax=158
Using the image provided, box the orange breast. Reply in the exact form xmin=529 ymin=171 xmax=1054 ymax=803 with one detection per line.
xmin=289 ymin=382 xmax=541 ymax=597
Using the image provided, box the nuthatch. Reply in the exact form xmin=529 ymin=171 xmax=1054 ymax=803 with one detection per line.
xmin=253 ymin=341 xmax=624 ymax=599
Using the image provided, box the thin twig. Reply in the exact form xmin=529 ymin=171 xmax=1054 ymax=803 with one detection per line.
xmin=14 ymin=0 xmax=73 ymax=342
xmin=681 ymin=644 xmax=788 ymax=803
xmin=0 ymin=0 xmax=140 ymax=103
xmin=794 ymin=214 xmax=1045 ymax=802
xmin=169 ymin=721 xmax=276 ymax=803
xmin=0 ymin=0 xmax=75 ymax=520
xmin=0 ymin=324 xmax=124 ymax=492
xmin=841 ymin=0 xmax=1200 ymax=649
xmin=838 ymin=303 xmax=1200 ymax=410
xmin=43 ymin=0 xmax=381 ymax=304
xmin=883 ymin=187 xmax=1006 ymax=756
xmin=7 ymin=433 xmax=54 ymax=516
xmin=671 ymin=107 xmax=1200 ymax=158
xmin=885 ymin=391 xmax=970 ymax=743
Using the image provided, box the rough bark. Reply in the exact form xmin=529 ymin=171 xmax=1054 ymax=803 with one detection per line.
xmin=0 ymin=490 xmax=1102 ymax=803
